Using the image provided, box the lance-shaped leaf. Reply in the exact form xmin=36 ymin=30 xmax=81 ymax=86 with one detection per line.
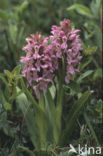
xmin=61 ymin=91 xmax=91 ymax=145
xmin=20 ymin=78 xmax=51 ymax=149
xmin=67 ymin=4 xmax=93 ymax=18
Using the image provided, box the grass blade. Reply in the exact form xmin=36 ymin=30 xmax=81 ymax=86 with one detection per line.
xmin=61 ymin=91 xmax=91 ymax=145
xmin=84 ymin=112 xmax=99 ymax=145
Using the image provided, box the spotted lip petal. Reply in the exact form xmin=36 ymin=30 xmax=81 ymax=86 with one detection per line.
xmin=49 ymin=19 xmax=82 ymax=83
xmin=20 ymin=19 xmax=82 ymax=98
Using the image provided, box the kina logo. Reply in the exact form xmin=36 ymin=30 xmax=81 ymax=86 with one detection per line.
xmin=67 ymin=144 xmax=101 ymax=156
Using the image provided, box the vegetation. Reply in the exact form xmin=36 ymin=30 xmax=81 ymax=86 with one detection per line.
xmin=0 ymin=0 xmax=102 ymax=155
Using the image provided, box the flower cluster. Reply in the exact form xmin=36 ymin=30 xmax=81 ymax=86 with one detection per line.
xmin=49 ymin=19 xmax=82 ymax=83
xmin=20 ymin=19 xmax=82 ymax=98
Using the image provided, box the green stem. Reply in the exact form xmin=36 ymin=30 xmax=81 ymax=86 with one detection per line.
xmin=55 ymin=56 xmax=65 ymax=144
xmin=56 ymin=80 xmax=64 ymax=144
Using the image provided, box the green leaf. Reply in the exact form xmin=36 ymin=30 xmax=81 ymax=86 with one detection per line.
xmin=20 ymin=78 xmax=38 ymax=109
xmin=77 ymin=70 xmax=93 ymax=83
xmin=61 ymin=91 xmax=91 ymax=145
xmin=0 ymin=73 xmax=8 ymax=86
xmin=4 ymin=70 xmax=11 ymax=77
xmin=84 ymin=112 xmax=99 ymax=145
xmin=9 ymin=87 xmax=21 ymax=101
xmin=18 ymin=146 xmax=35 ymax=156
xmin=67 ymin=81 xmax=80 ymax=93
xmin=0 ymin=89 xmax=12 ymax=111
xmin=80 ymin=57 xmax=92 ymax=70
xmin=67 ymin=4 xmax=93 ymax=18
xmin=17 ymin=1 xmax=29 ymax=14
xmin=49 ymin=85 xmax=56 ymax=99
xmin=90 ymin=0 xmax=102 ymax=18
xmin=83 ymin=46 xmax=97 ymax=56
xmin=95 ymin=99 xmax=103 ymax=119
xmin=17 ymin=27 xmax=24 ymax=45
xmin=20 ymin=79 xmax=51 ymax=149
xmin=16 ymin=88 xmax=41 ymax=150
xmin=4 ymin=101 xmax=12 ymax=111
xmin=93 ymin=68 xmax=102 ymax=80
xmin=9 ymin=24 xmax=18 ymax=43
xmin=0 ymin=9 xmax=9 ymax=21
xmin=44 ymin=89 xmax=59 ymax=144
xmin=0 ymin=120 xmax=9 ymax=135
xmin=12 ymin=65 xmax=21 ymax=75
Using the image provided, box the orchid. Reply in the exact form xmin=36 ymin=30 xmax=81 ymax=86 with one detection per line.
xmin=20 ymin=33 xmax=54 ymax=98
xmin=20 ymin=19 xmax=82 ymax=98
xmin=49 ymin=19 xmax=82 ymax=83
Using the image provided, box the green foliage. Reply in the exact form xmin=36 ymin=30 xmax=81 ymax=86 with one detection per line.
xmin=0 ymin=0 xmax=102 ymax=155
xmin=0 ymin=9 xmax=11 ymax=22
xmin=84 ymin=112 xmax=99 ymax=145
xmin=83 ymin=46 xmax=97 ymax=56
xmin=77 ymin=70 xmax=93 ymax=83
xmin=61 ymin=91 xmax=91 ymax=145
xmin=67 ymin=4 xmax=93 ymax=18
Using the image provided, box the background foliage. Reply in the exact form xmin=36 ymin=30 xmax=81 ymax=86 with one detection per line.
xmin=0 ymin=0 xmax=102 ymax=155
